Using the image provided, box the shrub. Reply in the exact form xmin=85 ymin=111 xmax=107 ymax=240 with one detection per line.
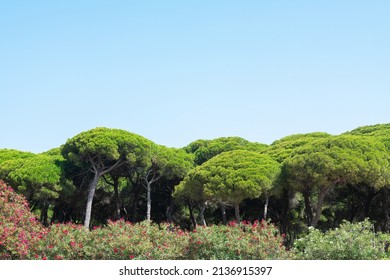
xmin=293 ymin=219 xmax=386 ymax=260
xmin=0 ymin=180 xmax=46 ymax=259
xmin=32 ymin=220 xmax=189 ymax=260
xmin=30 ymin=219 xmax=290 ymax=260
xmin=185 ymin=220 xmax=291 ymax=260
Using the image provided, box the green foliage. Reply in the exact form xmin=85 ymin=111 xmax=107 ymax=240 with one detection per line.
xmin=345 ymin=123 xmax=390 ymax=150
xmin=149 ymin=145 xmax=194 ymax=180
xmin=29 ymin=219 xmax=289 ymax=260
xmin=264 ymin=132 xmax=331 ymax=163
xmin=184 ymin=137 xmax=267 ymax=165
xmin=282 ymin=135 xmax=390 ymax=227
xmin=0 ymin=181 xmax=46 ymax=260
xmin=293 ymin=219 xmax=387 ymax=260
xmin=176 ymin=150 xmax=280 ymax=205
xmin=62 ymin=127 xmax=153 ymax=169
xmin=0 ymin=154 xmax=64 ymax=200
xmin=186 ymin=220 xmax=291 ymax=260
xmin=0 ymin=149 xmax=34 ymax=164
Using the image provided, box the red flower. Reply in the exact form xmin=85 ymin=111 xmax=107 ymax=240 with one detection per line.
xmin=130 ymin=255 xmax=135 ymax=260
xmin=114 ymin=248 xmax=119 ymax=253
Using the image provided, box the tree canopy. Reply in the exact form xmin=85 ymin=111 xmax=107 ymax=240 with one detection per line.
xmin=2 ymin=123 xmax=390 ymax=238
xmin=175 ymin=150 xmax=280 ymax=223
xmin=61 ymin=127 xmax=153 ymax=228
xmin=184 ymin=136 xmax=267 ymax=165
xmin=283 ymin=135 xmax=390 ymax=227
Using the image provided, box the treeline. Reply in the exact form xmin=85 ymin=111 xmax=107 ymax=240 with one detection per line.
xmin=1 ymin=124 xmax=390 ymax=243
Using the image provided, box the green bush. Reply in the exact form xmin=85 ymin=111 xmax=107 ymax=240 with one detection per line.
xmin=30 ymin=219 xmax=290 ymax=260
xmin=31 ymin=220 xmax=188 ymax=260
xmin=293 ymin=219 xmax=387 ymax=260
xmin=185 ymin=220 xmax=291 ymax=260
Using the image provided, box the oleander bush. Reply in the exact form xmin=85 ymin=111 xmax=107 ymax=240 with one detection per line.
xmin=4 ymin=181 xmax=389 ymax=260
xmin=30 ymin=219 xmax=290 ymax=260
xmin=293 ymin=219 xmax=388 ymax=260
xmin=31 ymin=220 xmax=189 ymax=260
xmin=0 ymin=180 xmax=46 ymax=259
xmin=186 ymin=220 xmax=291 ymax=260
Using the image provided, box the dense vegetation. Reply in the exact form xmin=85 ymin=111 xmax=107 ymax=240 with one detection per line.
xmin=1 ymin=123 xmax=390 ymax=259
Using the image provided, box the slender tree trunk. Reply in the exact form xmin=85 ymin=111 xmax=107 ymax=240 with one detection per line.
xmin=383 ymin=188 xmax=390 ymax=232
xmin=146 ymin=181 xmax=152 ymax=221
xmin=198 ymin=203 xmax=207 ymax=227
xmin=40 ymin=203 xmax=49 ymax=227
xmin=187 ymin=201 xmax=197 ymax=229
xmin=84 ymin=172 xmax=100 ymax=228
xmin=145 ymin=171 xmax=160 ymax=222
xmin=364 ymin=191 xmax=377 ymax=217
xmin=166 ymin=199 xmax=174 ymax=223
xmin=220 ymin=203 xmax=227 ymax=225
xmin=281 ymin=189 xmax=290 ymax=234
xmin=311 ymin=188 xmax=327 ymax=227
xmin=303 ymin=191 xmax=314 ymax=226
xmin=131 ymin=184 xmax=140 ymax=222
xmin=113 ymin=177 xmax=121 ymax=220
xmin=263 ymin=194 xmax=269 ymax=220
xmin=234 ymin=204 xmax=241 ymax=223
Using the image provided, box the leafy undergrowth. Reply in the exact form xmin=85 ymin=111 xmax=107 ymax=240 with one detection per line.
xmin=293 ymin=219 xmax=390 ymax=260
xmin=28 ymin=220 xmax=290 ymax=260
xmin=0 ymin=180 xmax=291 ymax=260
xmin=2 ymin=181 xmax=389 ymax=260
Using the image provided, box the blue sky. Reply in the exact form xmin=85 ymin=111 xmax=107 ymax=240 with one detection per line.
xmin=1 ymin=0 xmax=389 ymax=153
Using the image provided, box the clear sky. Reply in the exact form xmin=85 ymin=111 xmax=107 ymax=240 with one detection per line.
xmin=1 ymin=0 xmax=389 ymax=153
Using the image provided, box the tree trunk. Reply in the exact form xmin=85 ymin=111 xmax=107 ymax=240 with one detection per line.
xmin=220 ymin=203 xmax=227 ymax=225
xmin=198 ymin=203 xmax=207 ymax=227
xmin=166 ymin=199 xmax=174 ymax=223
xmin=303 ymin=191 xmax=314 ymax=226
xmin=263 ymin=194 xmax=269 ymax=220
xmin=131 ymin=184 xmax=140 ymax=222
xmin=364 ymin=191 xmax=377 ymax=217
xmin=383 ymin=188 xmax=390 ymax=233
xmin=311 ymin=188 xmax=327 ymax=227
xmin=234 ymin=203 xmax=241 ymax=223
xmin=84 ymin=172 xmax=100 ymax=228
xmin=187 ymin=201 xmax=197 ymax=229
xmin=113 ymin=177 xmax=121 ymax=220
xmin=146 ymin=181 xmax=152 ymax=221
xmin=40 ymin=203 xmax=49 ymax=227
xmin=281 ymin=189 xmax=291 ymax=234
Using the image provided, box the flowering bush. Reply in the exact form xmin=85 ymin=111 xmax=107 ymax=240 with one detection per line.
xmin=293 ymin=219 xmax=387 ymax=260
xmin=32 ymin=220 xmax=189 ymax=260
xmin=185 ymin=220 xmax=291 ymax=260
xmin=0 ymin=181 xmax=289 ymax=260
xmin=0 ymin=180 xmax=46 ymax=259
xmin=30 ymin=219 xmax=290 ymax=260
